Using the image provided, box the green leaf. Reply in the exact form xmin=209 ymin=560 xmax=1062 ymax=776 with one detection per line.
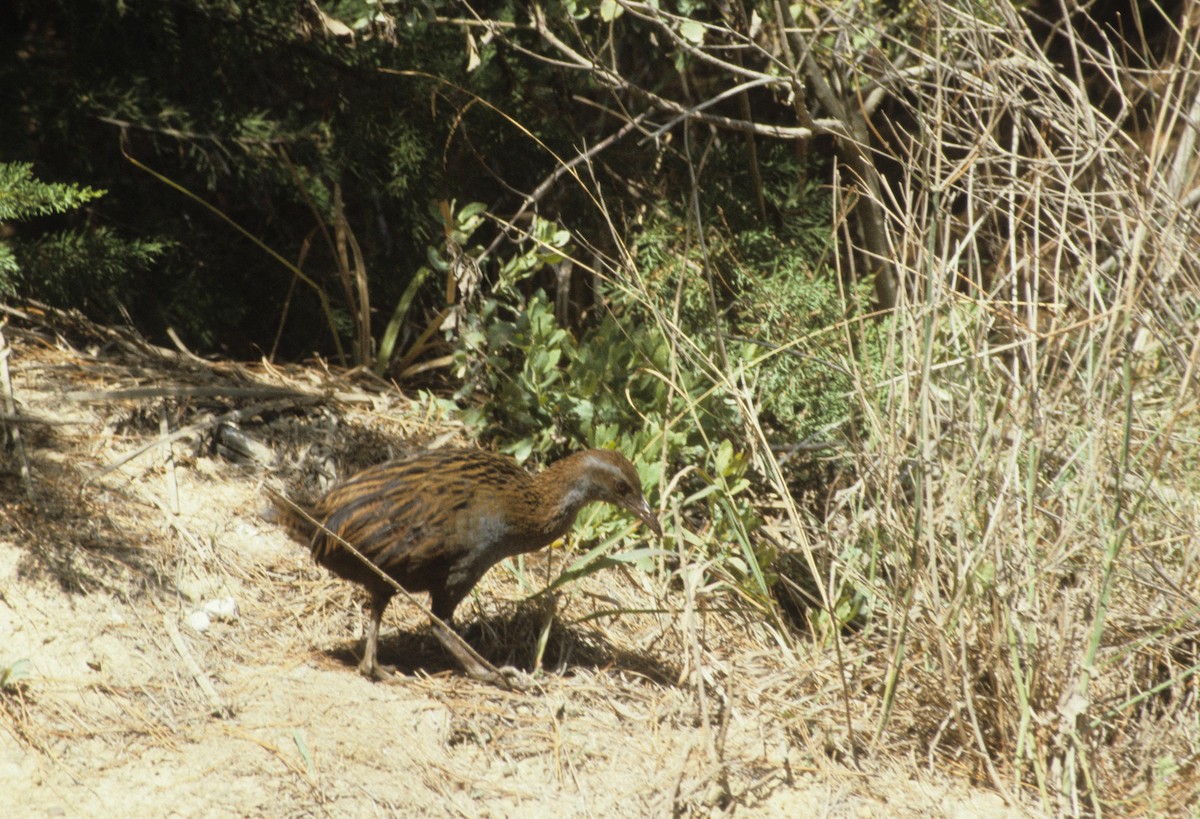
xmin=715 ymin=438 xmax=733 ymax=474
xmin=599 ymin=0 xmax=623 ymax=21
xmin=458 ymin=201 xmax=488 ymax=220
xmin=293 ymin=730 xmax=316 ymax=779
xmin=375 ymin=265 xmax=432 ymax=376
xmin=679 ymin=19 xmax=704 ymax=44
xmin=682 ymin=483 xmax=721 ymax=506
xmin=564 ymin=0 xmax=590 ymax=19
xmin=553 ymin=547 xmax=673 ymax=590
xmin=0 ymin=658 xmax=32 ymax=689
xmin=509 ymin=437 xmax=533 ymax=463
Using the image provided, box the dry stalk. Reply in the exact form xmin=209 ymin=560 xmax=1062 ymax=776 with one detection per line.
xmin=0 ymin=325 xmax=33 ymax=498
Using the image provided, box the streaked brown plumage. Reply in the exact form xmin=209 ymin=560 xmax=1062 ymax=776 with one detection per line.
xmin=275 ymin=448 xmax=661 ymax=685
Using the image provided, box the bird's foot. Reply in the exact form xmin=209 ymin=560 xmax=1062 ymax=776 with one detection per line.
xmin=429 ymin=618 xmax=539 ymax=692
xmin=358 ymin=657 xmax=397 ymax=681
xmin=466 ymin=663 xmax=539 ymax=692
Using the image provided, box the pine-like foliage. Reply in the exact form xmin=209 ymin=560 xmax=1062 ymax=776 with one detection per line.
xmin=0 ymin=162 xmax=166 ymax=306
xmin=1 ymin=0 xmax=532 ymax=354
xmin=0 ymin=162 xmax=105 ymax=222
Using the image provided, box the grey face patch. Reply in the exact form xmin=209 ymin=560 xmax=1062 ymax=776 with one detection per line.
xmin=583 ymin=452 xmax=627 ymax=480
xmin=583 ymin=452 xmax=639 ymax=494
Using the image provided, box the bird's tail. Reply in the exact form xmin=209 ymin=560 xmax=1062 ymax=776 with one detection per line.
xmin=263 ymin=485 xmax=318 ymax=546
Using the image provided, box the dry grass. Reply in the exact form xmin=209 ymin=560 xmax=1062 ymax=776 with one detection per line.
xmin=835 ymin=7 xmax=1200 ymax=812
xmin=495 ymin=1 xmax=1200 ymax=813
xmin=563 ymin=2 xmax=1200 ymax=814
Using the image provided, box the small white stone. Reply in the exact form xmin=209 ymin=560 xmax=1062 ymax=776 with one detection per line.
xmin=203 ymin=596 xmax=239 ymax=622
xmin=186 ymin=610 xmax=212 ymax=633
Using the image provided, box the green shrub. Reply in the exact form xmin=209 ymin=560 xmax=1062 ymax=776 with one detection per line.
xmin=0 ymin=163 xmax=166 ymax=307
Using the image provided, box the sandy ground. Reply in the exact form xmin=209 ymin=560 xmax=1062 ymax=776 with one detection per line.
xmin=0 ymin=321 xmax=1034 ymax=817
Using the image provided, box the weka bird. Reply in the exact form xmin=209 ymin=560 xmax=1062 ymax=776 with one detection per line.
xmin=275 ymin=448 xmax=661 ymax=685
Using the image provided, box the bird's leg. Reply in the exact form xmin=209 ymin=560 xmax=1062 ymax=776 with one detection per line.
xmin=359 ymin=591 xmax=396 ymax=681
xmin=428 ymin=617 xmax=533 ymax=692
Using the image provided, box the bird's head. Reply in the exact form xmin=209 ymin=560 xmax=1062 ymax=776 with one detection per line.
xmin=573 ymin=450 xmax=663 ymax=537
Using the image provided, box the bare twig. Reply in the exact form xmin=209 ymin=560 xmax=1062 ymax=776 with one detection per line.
xmin=0 ymin=326 xmax=33 ymax=498
xmin=159 ymin=403 xmax=181 ymax=516
xmin=164 ymin=614 xmax=232 ymax=719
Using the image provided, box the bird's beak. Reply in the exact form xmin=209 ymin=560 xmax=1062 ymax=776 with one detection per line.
xmin=626 ymin=496 xmax=663 ymax=538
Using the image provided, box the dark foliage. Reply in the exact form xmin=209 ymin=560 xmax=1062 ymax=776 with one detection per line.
xmin=1 ymin=0 xmax=572 ymax=355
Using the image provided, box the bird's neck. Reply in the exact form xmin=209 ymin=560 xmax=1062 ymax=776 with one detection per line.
xmin=526 ymin=452 xmax=605 ymax=542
